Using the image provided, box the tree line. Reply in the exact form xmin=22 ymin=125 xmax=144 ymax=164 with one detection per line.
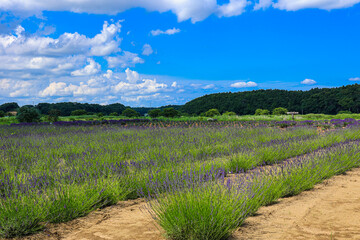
xmin=1 ymin=84 xmax=360 ymax=118
xmin=181 ymin=84 xmax=360 ymax=115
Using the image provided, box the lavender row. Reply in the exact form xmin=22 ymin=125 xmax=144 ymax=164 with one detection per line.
xmin=148 ymin=140 xmax=360 ymax=240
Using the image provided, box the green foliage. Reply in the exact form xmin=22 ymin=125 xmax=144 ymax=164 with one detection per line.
xmin=0 ymin=102 xmax=19 ymax=112
xmin=181 ymin=83 xmax=360 ymax=115
xmin=0 ymin=110 xmax=4 ymax=117
xmin=272 ymin=107 xmax=288 ymax=115
xmin=3 ymin=122 xmax=360 ymax=238
xmin=204 ymin=108 xmax=220 ymax=117
xmin=122 ymin=108 xmax=140 ymax=118
xmin=16 ymin=107 xmax=41 ymax=123
xmin=151 ymin=184 xmax=250 ymax=240
xmin=222 ymin=111 xmax=236 ymax=116
xmin=161 ymin=108 xmax=179 ymax=118
xmin=36 ymin=102 xmax=126 ymax=116
xmin=97 ymin=112 xmax=104 ymax=117
xmin=148 ymin=109 xmax=162 ymax=118
xmin=255 ymin=109 xmax=270 ymax=115
xmin=109 ymin=112 xmax=119 ymax=116
xmin=47 ymin=109 xmax=61 ymax=122
xmin=150 ymin=140 xmax=360 ymax=240
xmin=338 ymin=110 xmax=352 ymax=114
xmin=71 ymin=109 xmax=88 ymax=116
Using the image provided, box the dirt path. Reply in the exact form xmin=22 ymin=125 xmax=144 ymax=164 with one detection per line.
xmin=233 ymin=167 xmax=360 ymax=240
xmin=22 ymin=169 xmax=360 ymax=240
xmin=22 ymin=199 xmax=164 ymax=240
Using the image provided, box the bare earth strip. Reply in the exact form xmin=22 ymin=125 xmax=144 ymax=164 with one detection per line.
xmin=233 ymin=168 xmax=360 ymax=240
xmin=21 ymin=168 xmax=360 ymax=240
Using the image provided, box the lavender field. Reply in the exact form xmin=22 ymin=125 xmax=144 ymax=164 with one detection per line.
xmin=1 ymin=119 xmax=360 ymax=239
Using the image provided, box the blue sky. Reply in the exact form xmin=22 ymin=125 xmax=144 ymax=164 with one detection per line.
xmin=0 ymin=0 xmax=359 ymax=107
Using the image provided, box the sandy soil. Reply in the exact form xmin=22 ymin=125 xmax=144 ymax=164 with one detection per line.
xmin=19 ymin=168 xmax=360 ymax=240
xmin=233 ymin=168 xmax=360 ymax=240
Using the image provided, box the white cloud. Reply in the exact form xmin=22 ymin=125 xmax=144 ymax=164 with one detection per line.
xmin=301 ymin=79 xmax=317 ymax=85
xmin=38 ymin=68 xmax=170 ymax=104
xmin=273 ymin=0 xmax=360 ymax=11
xmin=0 ymin=55 xmax=85 ymax=72
xmin=106 ymin=51 xmax=144 ymax=68
xmin=71 ymin=58 xmax=101 ymax=76
xmin=230 ymin=81 xmax=257 ymax=88
xmin=151 ymin=28 xmax=181 ymax=36
xmin=103 ymin=69 xmax=113 ymax=79
xmin=113 ymin=78 xmax=167 ymax=95
xmin=39 ymin=79 xmax=109 ymax=97
xmin=0 ymin=78 xmax=36 ymax=97
xmin=0 ymin=0 xmax=216 ymax=23
xmin=142 ymin=44 xmax=153 ymax=56
xmin=203 ymin=84 xmax=215 ymax=89
xmin=254 ymin=0 xmax=273 ymax=10
xmin=0 ymin=21 xmax=121 ymax=57
xmin=120 ymin=93 xmax=170 ymax=103
xmin=217 ymin=0 xmax=249 ymax=17
xmin=171 ymin=81 xmax=177 ymax=87
xmin=349 ymin=77 xmax=360 ymax=81
xmin=1 ymin=0 xmax=359 ymax=23
xmin=125 ymin=68 xmax=140 ymax=83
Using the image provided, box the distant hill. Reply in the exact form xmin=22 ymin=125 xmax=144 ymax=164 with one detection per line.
xmin=133 ymin=105 xmax=183 ymax=116
xmin=35 ymin=102 xmax=127 ymax=116
xmin=181 ymin=84 xmax=360 ymax=115
xmin=2 ymin=84 xmax=360 ymax=116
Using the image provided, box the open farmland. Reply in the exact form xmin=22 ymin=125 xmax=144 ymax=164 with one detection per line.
xmin=1 ymin=119 xmax=360 ymax=239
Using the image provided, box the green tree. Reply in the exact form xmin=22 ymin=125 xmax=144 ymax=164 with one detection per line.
xmin=254 ymin=109 xmax=263 ymax=115
xmin=222 ymin=111 xmax=236 ymax=116
xmin=254 ymin=109 xmax=270 ymax=115
xmin=16 ymin=107 xmax=41 ymax=123
xmin=0 ymin=102 xmax=19 ymax=112
xmin=148 ymin=109 xmax=162 ymax=118
xmin=109 ymin=112 xmax=119 ymax=116
xmin=0 ymin=110 xmax=4 ymax=117
xmin=122 ymin=108 xmax=140 ymax=118
xmin=71 ymin=109 xmax=88 ymax=116
xmin=272 ymin=107 xmax=288 ymax=115
xmin=204 ymin=109 xmax=220 ymax=117
xmin=161 ymin=108 xmax=179 ymax=118
xmin=47 ymin=109 xmax=61 ymax=122
xmin=261 ymin=109 xmax=270 ymax=115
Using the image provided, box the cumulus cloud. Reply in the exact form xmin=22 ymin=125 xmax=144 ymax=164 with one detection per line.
xmin=301 ymin=79 xmax=317 ymax=85
xmin=349 ymin=77 xmax=360 ymax=81
xmin=273 ymin=0 xmax=360 ymax=11
xmin=151 ymin=27 xmax=181 ymax=36
xmin=106 ymin=51 xmax=144 ymax=68
xmin=0 ymin=20 xmax=123 ymax=79
xmin=37 ymin=68 xmax=170 ymax=105
xmin=203 ymin=84 xmax=215 ymax=89
xmin=230 ymin=81 xmax=257 ymax=88
xmin=0 ymin=21 xmax=121 ymax=57
xmin=39 ymin=81 xmax=107 ymax=97
xmin=125 ymin=68 xmax=140 ymax=83
xmin=217 ymin=0 xmax=249 ymax=17
xmin=0 ymin=0 xmax=217 ymax=23
xmin=71 ymin=58 xmax=101 ymax=76
xmin=142 ymin=44 xmax=153 ymax=56
xmin=103 ymin=69 xmax=113 ymax=79
xmin=254 ymin=0 xmax=273 ymax=10
xmin=1 ymin=0 xmax=359 ymax=23
xmin=0 ymin=21 xmax=178 ymax=106
xmin=0 ymin=78 xmax=35 ymax=97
